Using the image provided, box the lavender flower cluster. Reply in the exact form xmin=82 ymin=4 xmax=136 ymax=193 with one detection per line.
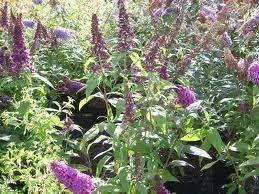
xmin=123 ymin=85 xmax=135 ymax=125
xmin=91 ymin=14 xmax=109 ymax=59
xmin=50 ymin=160 xmax=95 ymax=194
xmin=173 ymin=85 xmax=196 ymax=108
xmin=0 ymin=2 xmax=8 ymax=28
xmin=154 ymin=175 xmax=170 ymax=194
xmin=10 ymin=15 xmax=34 ymax=75
xmin=117 ymin=0 xmax=134 ymax=51
xmin=52 ymin=26 xmax=74 ymax=42
xmin=247 ymin=61 xmax=259 ymax=85
xmin=59 ymin=79 xmax=86 ymax=94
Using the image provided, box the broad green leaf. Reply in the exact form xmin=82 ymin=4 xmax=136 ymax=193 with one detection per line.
xmin=240 ymin=157 xmax=259 ymax=167
xmin=96 ymin=155 xmax=112 ymax=177
xmin=184 ymin=145 xmax=212 ymax=159
xmin=181 ymin=133 xmax=201 ymax=141
xmin=80 ymin=125 xmax=101 ymax=150
xmin=78 ymin=95 xmax=94 ymax=111
xmin=170 ymin=160 xmax=194 ymax=168
xmin=229 ymin=142 xmax=250 ymax=153
xmin=32 ymin=73 xmax=54 ymax=89
xmin=201 ymin=160 xmax=218 ymax=171
xmin=158 ymin=169 xmax=179 ymax=182
xmin=244 ymin=169 xmax=259 ymax=179
xmin=207 ymin=128 xmax=224 ymax=154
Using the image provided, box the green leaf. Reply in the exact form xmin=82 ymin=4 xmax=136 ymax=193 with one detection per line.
xmin=201 ymin=160 xmax=218 ymax=171
xmin=83 ymin=57 xmax=95 ymax=71
xmin=96 ymin=155 xmax=112 ymax=177
xmin=32 ymin=73 xmax=54 ymax=89
xmin=184 ymin=145 xmax=212 ymax=159
xmin=79 ymin=95 xmax=94 ymax=111
xmin=229 ymin=142 xmax=250 ymax=153
xmin=80 ymin=125 xmax=101 ymax=150
xmin=207 ymin=128 xmax=224 ymax=154
xmin=158 ymin=169 xmax=179 ymax=182
xmin=169 ymin=160 xmax=194 ymax=168
xmin=240 ymin=157 xmax=259 ymax=167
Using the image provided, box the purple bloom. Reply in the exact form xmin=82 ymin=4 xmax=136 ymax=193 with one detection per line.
xmin=60 ymin=79 xmax=86 ymax=94
xmin=32 ymin=0 xmax=43 ymax=4
xmin=0 ymin=95 xmax=12 ymax=104
xmin=152 ymin=9 xmax=163 ymax=19
xmin=62 ymin=117 xmax=74 ymax=133
xmin=248 ymin=61 xmax=259 ymax=85
xmin=143 ymin=36 xmax=164 ymax=72
xmin=22 ymin=19 xmax=36 ymax=28
xmin=91 ymin=14 xmax=109 ymax=59
xmin=123 ymin=85 xmax=135 ymax=125
xmin=159 ymin=65 xmax=169 ymax=80
xmin=154 ymin=175 xmax=170 ymax=194
xmin=130 ymin=63 xmax=140 ymax=73
xmin=117 ymin=0 xmax=134 ymax=51
xmin=10 ymin=15 xmax=34 ymax=76
xmin=240 ymin=102 xmax=251 ymax=115
xmin=221 ymin=31 xmax=232 ymax=46
xmin=52 ymin=26 xmax=73 ymax=42
xmin=173 ymin=85 xmax=196 ymax=108
xmin=50 ymin=160 xmax=95 ymax=194
xmin=241 ymin=13 xmax=259 ymax=35
xmin=0 ymin=2 xmax=8 ymax=28
xmin=200 ymin=6 xmax=216 ymax=21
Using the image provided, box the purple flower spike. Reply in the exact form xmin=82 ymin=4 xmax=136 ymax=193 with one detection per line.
xmin=248 ymin=61 xmax=259 ymax=85
xmin=10 ymin=14 xmax=34 ymax=76
xmin=241 ymin=13 xmax=259 ymax=35
xmin=200 ymin=6 xmax=216 ymax=21
xmin=123 ymin=85 xmax=135 ymax=125
xmin=173 ymin=85 xmax=196 ymax=108
xmin=22 ymin=19 xmax=36 ymax=28
xmin=60 ymin=79 xmax=86 ymax=94
xmin=32 ymin=0 xmax=43 ymax=5
xmin=159 ymin=65 xmax=169 ymax=80
xmin=152 ymin=9 xmax=163 ymax=19
xmin=117 ymin=0 xmax=134 ymax=51
xmin=0 ymin=2 xmax=8 ymax=28
xmin=50 ymin=160 xmax=95 ymax=194
xmin=0 ymin=95 xmax=12 ymax=104
xmin=91 ymin=14 xmax=109 ymax=59
xmin=240 ymin=102 xmax=251 ymax=115
xmin=221 ymin=32 xmax=232 ymax=46
xmin=154 ymin=175 xmax=171 ymax=194
xmin=52 ymin=26 xmax=73 ymax=42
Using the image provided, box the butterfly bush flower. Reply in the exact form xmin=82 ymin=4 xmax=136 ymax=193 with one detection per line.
xmin=173 ymin=85 xmax=196 ymax=108
xmin=123 ymin=85 xmax=135 ymax=125
xmin=0 ymin=2 xmax=8 ymax=28
xmin=50 ymin=160 xmax=95 ymax=194
xmin=91 ymin=14 xmax=109 ymax=59
xmin=143 ymin=36 xmax=164 ymax=72
xmin=240 ymin=102 xmax=251 ymax=115
xmin=22 ymin=19 xmax=36 ymax=28
xmin=10 ymin=15 xmax=34 ymax=75
xmin=240 ymin=13 xmax=259 ymax=35
xmin=60 ymin=79 xmax=86 ymax=94
xmin=159 ymin=65 xmax=169 ymax=80
xmin=152 ymin=9 xmax=163 ymax=19
xmin=32 ymin=0 xmax=43 ymax=4
xmin=221 ymin=31 xmax=232 ymax=46
xmin=200 ymin=6 xmax=216 ymax=21
xmin=248 ymin=61 xmax=259 ymax=85
xmin=154 ymin=175 xmax=170 ymax=194
xmin=0 ymin=95 xmax=12 ymax=104
xmin=52 ymin=26 xmax=73 ymax=42
xmin=62 ymin=116 xmax=74 ymax=133
xmin=117 ymin=0 xmax=134 ymax=51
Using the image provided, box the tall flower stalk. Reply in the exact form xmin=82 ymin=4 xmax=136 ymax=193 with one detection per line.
xmin=117 ymin=0 xmax=134 ymax=51
xmin=9 ymin=14 xmax=34 ymax=75
xmin=50 ymin=160 xmax=95 ymax=194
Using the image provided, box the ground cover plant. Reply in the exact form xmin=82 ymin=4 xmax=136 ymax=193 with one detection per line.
xmin=1 ymin=0 xmax=259 ymax=193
